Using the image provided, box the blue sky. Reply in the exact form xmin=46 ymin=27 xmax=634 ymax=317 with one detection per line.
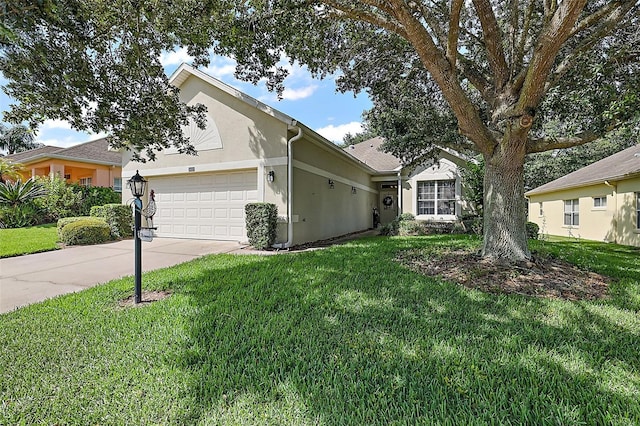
xmin=0 ymin=48 xmax=372 ymax=150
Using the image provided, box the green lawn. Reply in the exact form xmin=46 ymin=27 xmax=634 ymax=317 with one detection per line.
xmin=1 ymin=235 xmax=639 ymax=425
xmin=0 ymin=223 xmax=59 ymax=258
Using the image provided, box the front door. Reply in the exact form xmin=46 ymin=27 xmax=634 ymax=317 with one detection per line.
xmin=379 ymin=184 xmax=398 ymax=225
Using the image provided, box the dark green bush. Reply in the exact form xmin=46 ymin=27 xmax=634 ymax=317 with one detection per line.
xmin=91 ymin=203 xmax=133 ymax=238
xmin=245 ymin=203 xmax=277 ymax=249
xmin=73 ymin=185 xmax=121 ymax=216
xmin=526 ymin=221 xmax=540 ymax=240
xmin=59 ymin=218 xmax=111 ymax=245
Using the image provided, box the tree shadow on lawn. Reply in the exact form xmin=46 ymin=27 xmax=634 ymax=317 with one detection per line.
xmin=169 ymin=236 xmax=640 ymax=425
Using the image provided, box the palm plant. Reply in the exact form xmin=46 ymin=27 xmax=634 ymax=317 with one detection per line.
xmin=0 ymin=158 xmax=25 ymax=183
xmin=0 ymin=123 xmax=39 ymax=154
xmin=0 ymin=178 xmax=48 ymax=207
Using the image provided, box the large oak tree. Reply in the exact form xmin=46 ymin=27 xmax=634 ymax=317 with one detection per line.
xmin=1 ymin=0 xmax=638 ymax=261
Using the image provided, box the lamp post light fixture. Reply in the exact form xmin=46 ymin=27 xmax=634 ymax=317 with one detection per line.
xmin=127 ymin=170 xmax=147 ymax=304
xmin=267 ymin=170 xmax=275 ymax=183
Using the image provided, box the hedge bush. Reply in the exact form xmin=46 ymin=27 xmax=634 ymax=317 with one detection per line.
xmin=57 ymin=216 xmax=90 ymax=238
xmin=74 ymin=185 xmax=121 ymax=216
xmin=245 ymin=203 xmax=278 ymax=250
xmin=398 ymin=220 xmax=429 ymax=236
xmin=91 ymin=203 xmax=133 ymax=239
xmin=59 ymin=218 xmax=112 ymax=245
xmin=526 ymin=221 xmax=540 ymax=240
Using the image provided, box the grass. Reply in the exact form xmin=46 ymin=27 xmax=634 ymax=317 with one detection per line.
xmin=1 ymin=235 xmax=639 ymax=425
xmin=0 ymin=223 xmax=59 ymax=258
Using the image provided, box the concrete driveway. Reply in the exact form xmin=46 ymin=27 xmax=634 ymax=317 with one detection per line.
xmin=0 ymin=238 xmax=246 ymax=314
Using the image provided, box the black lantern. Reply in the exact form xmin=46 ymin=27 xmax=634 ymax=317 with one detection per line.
xmin=127 ymin=170 xmax=147 ymax=198
xmin=267 ymin=170 xmax=275 ymax=183
xmin=127 ymin=170 xmax=147 ymax=304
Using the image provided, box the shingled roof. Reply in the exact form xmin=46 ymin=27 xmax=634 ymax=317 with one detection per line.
xmin=3 ymin=138 xmax=121 ymax=166
xmin=526 ymin=144 xmax=640 ymax=196
xmin=344 ymin=137 xmax=402 ymax=172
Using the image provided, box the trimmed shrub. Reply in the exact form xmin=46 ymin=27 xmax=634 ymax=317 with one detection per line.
xmin=59 ymin=218 xmax=111 ymax=246
xmin=380 ymin=213 xmax=415 ymax=236
xmin=57 ymin=216 xmax=91 ymax=238
xmin=526 ymin=221 xmax=540 ymax=240
xmin=398 ymin=212 xmax=415 ymax=221
xmin=91 ymin=203 xmax=133 ymax=238
xmin=245 ymin=203 xmax=278 ymax=250
xmin=398 ymin=220 xmax=429 ymax=236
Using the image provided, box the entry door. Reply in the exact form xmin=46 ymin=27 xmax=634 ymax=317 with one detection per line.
xmin=379 ymin=188 xmax=398 ymax=225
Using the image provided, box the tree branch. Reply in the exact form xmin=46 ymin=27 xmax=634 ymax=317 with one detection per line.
xmin=446 ymin=0 xmax=464 ymax=69
xmin=516 ymin=0 xmax=587 ymax=113
xmin=322 ymin=1 xmax=408 ymax=38
xmin=472 ymin=0 xmax=509 ymax=89
xmin=527 ymin=131 xmax=600 ymax=154
xmin=384 ymin=0 xmax=497 ymax=153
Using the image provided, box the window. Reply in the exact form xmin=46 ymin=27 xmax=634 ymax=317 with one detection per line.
xmin=417 ymin=180 xmax=456 ymax=216
xmin=113 ymin=177 xmax=122 ymax=193
xmin=564 ymin=199 xmax=579 ymax=226
xmin=539 ymin=202 xmax=543 ymax=217
xmin=79 ymin=177 xmax=92 ymax=187
xmin=593 ymin=196 xmax=607 ymax=208
xmin=637 ymin=193 xmax=640 ymax=229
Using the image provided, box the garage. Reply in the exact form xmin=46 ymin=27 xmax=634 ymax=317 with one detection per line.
xmin=149 ymin=170 xmax=258 ymax=240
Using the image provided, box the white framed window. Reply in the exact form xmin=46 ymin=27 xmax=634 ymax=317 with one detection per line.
xmin=113 ymin=177 xmax=122 ymax=192
xmin=417 ymin=180 xmax=456 ymax=216
xmin=538 ymin=202 xmax=543 ymax=217
xmin=593 ymin=196 xmax=607 ymax=208
xmin=79 ymin=177 xmax=92 ymax=187
xmin=636 ymin=193 xmax=640 ymax=229
xmin=564 ymin=199 xmax=579 ymax=226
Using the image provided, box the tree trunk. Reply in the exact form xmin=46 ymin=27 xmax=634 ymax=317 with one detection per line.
xmin=481 ymin=140 xmax=531 ymax=261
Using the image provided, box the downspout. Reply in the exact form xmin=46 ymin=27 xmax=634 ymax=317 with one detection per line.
xmin=604 ymin=180 xmax=618 ymax=243
xmin=282 ymin=121 xmax=303 ymax=248
xmin=397 ymin=172 xmax=402 ymax=217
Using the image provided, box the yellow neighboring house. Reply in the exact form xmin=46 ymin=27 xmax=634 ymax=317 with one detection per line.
xmin=3 ymin=138 xmax=122 ymax=191
xmin=526 ymin=144 xmax=640 ymax=247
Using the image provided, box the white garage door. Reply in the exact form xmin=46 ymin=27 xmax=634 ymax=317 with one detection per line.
xmin=149 ymin=170 xmax=258 ymax=240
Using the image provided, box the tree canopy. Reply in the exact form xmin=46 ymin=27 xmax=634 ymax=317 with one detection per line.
xmin=2 ymin=0 xmax=638 ymax=260
xmin=0 ymin=123 xmax=38 ymax=154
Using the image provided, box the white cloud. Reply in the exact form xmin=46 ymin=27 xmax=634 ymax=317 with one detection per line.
xmin=282 ymin=85 xmax=318 ymax=101
xmin=203 ymin=56 xmax=237 ymax=79
xmin=40 ymin=119 xmax=74 ymax=130
xmin=160 ymin=47 xmax=194 ymax=67
xmin=316 ymin=121 xmax=363 ymax=144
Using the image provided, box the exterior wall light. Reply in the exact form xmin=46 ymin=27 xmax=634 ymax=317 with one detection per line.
xmin=267 ymin=170 xmax=275 ymax=183
xmin=351 ymin=186 xmax=357 ymax=194
xmin=328 ymin=179 xmax=335 ymax=189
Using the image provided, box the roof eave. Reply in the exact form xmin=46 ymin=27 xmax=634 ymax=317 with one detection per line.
xmin=525 ymin=171 xmax=640 ymax=196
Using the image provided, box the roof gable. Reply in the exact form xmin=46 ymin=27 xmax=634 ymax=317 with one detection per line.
xmin=526 ymin=144 xmax=640 ymax=195
xmin=344 ymin=137 xmax=402 ymax=172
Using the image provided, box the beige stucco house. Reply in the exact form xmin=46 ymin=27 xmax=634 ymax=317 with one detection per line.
xmin=526 ymin=144 xmax=640 ymax=247
xmin=4 ymin=138 xmax=122 ymax=190
xmin=122 ymin=64 xmax=471 ymax=247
